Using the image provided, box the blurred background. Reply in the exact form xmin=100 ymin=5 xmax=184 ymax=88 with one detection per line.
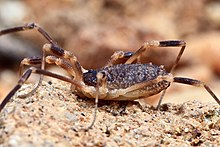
xmin=0 ymin=0 xmax=220 ymax=105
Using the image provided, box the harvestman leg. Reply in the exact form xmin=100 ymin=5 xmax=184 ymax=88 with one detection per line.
xmin=0 ymin=23 xmax=89 ymax=113
xmin=0 ymin=23 xmax=85 ymax=96
xmin=0 ymin=23 xmax=56 ymax=44
xmin=20 ymin=56 xmax=83 ymax=81
xmin=123 ymin=40 xmax=186 ymax=109
xmin=84 ymin=71 xmax=108 ymax=130
xmin=0 ymin=67 xmax=85 ymax=112
xmin=0 ymin=23 xmax=57 ymax=97
xmin=18 ymin=53 xmax=83 ymax=97
xmin=82 ymin=71 xmax=172 ymax=130
xmin=18 ymin=55 xmax=85 ymax=99
xmin=0 ymin=23 xmax=107 ymax=130
xmin=0 ymin=53 xmax=87 ymax=110
xmin=124 ymin=40 xmax=186 ymax=68
xmin=0 ymin=66 xmax=108 ymax=131
xmin=0 ymin=23 xmax=84 ymax=77
xmin=127 ymin=40 xmax=220 ymax=107
xmin=106 ymin=40 xmax=185 ymax=69
xmin=173 ymin=77 xmax=220 ymax=105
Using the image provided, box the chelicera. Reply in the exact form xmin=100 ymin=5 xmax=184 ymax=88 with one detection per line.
xmin=0 ymin=23 xmax=219 ymax=130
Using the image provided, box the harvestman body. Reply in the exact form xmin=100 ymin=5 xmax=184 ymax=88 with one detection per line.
xmin=0 ymin=23 xmax=219 ymax=130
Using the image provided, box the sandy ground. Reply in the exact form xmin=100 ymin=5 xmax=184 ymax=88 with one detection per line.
xmin=1 ymin=1 xmax=220 ymax=146
xmin=0 ymin=80 xmax=219 ymax=146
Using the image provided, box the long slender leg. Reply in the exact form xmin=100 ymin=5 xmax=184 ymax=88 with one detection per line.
xmin=157 ymin=41 xmax=186 ymax=109
xmin=84 ymin=71 xmax=107 ymax=130
xmin=17 ymin=42 xmax=84 ymax=99
xmin=173 ymin=77 xmax=220 ymax=105
xmin=18 ymin=43 xmax=84 ymax=98
xmin=18 ymin=55 xmax=83 ymax=96
xmin=0 ymin=23 xmax=84 ymax=78
xmin=0 ymin=23 xmax=58 ymax=98
xmin=125 ymin=40 xmax=186 ymax=109
xmin=125 ymin=40 xmax=186 ymax=66
xmin=0 ymin=23 xmax=56 ymax=44
xmin=130 ymin=40 xmax=186 ymax=109
xmin=0 ymin=67 xmax=85 ymax=112
xmin=0 ymin=24 xmax=77 ymax=70
xmin=1 ymin=23 xmax=85 ymax=95
xmin=156 ymin=90 xmax=166 ymax=110
xmin=106 ymin=40 xmax=186 ymax=108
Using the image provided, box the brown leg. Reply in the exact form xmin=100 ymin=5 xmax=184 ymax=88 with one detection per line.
xmin=174 ymin=77 xmax=220 ymax=105
xmin=42 ymin=44 xmax=84 ymax=77
xmin=0 ymin=23 xmax=85 ymax=73
xmin=20 ymin=55 xmax=83 ymax=80
xmin=0 ymin=23 xmax=56 ymax=44
xmin=0 ymin=67 xmax=85 ymax=112
xmin=18 ymin=55 xmax=84 ymax=97
xmin=125 ymin=40 xmax=186 ymax=109
xmin=1 ymin=23 xmax=85 ymax=94
xmin=37 ymin=43 xmax=84 ymax=99
xmin=45 ymin=56 xmax=83 ymax=80
xmin=125 ymin=40 xmax=186 ymax=71
xmin=157 ymin=40 xmax=186 ymax=109
xmin=84 ymin=71 xmax=108 ymax=130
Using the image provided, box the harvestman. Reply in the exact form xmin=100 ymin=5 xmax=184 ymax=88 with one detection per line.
xmin=0 ymin=23 xmax=219 ymax=130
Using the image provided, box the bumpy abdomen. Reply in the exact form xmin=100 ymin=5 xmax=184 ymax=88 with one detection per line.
xmin=83 ymin=64 xmax=169 ymax=90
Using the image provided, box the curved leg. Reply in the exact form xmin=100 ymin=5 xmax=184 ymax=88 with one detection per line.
xmin=125 ymin=40 xmax=186 ymax=68
xmin=0 ymin=69 xmax=32 ymax=112
xmin=174 ymin=77 xmax=220 ymax=105
xmin=0 ymin=67 xmax=85 ymax=112
xmin=1 ymin=24 xmax=86 ymax=98
xmin=42 ymin=44 xmax=84 ymax=77
xmin=84 ymin=71 xmax=107 ymax=130
xmin=0 ymin=23 xmax=85 ymax=74
xmin=20 ymin=55 xmax=83 ymax=80
xmin=0 ymin=23 xmax=56 ymax=44
xmin=18 ymin=55 xmax=83 ymax=97
xmin=125 ymin=40 xmax=186 ymax=109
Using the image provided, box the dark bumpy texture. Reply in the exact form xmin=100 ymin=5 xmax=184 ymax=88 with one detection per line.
xmin=83 ymin=63 xmax=169 ymax=89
